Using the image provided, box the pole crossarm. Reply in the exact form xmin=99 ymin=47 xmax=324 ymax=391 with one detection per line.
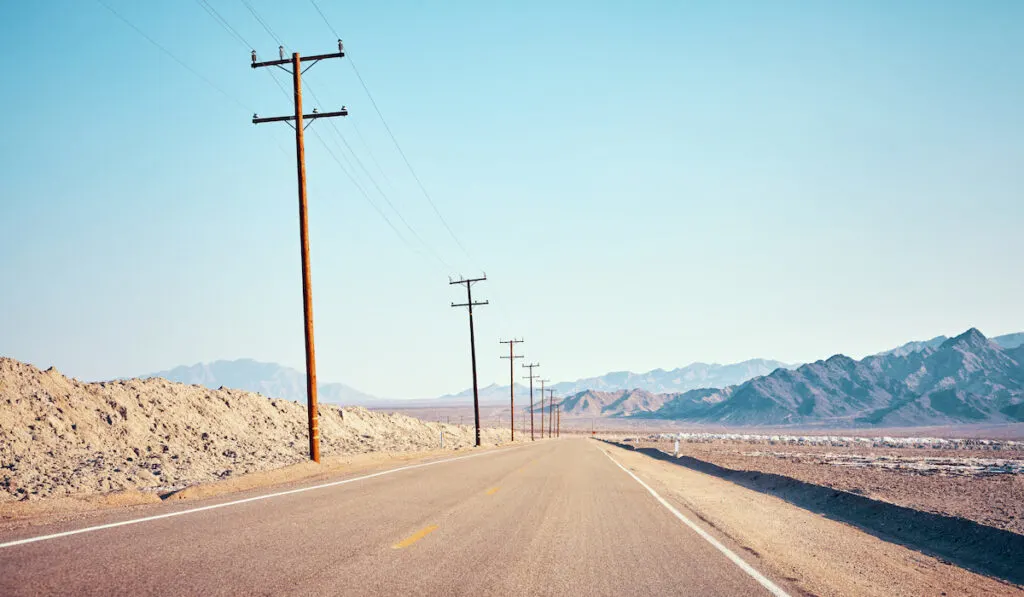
xmin=449 ymin=275 xmax=487 ymax=286
xmin=252 ymin=50 xmax=345 ymax=70
xmin=452 ymin=301 xmax=489 ymax=308
xmin=253 ymin=109 xmax=348 ymax=124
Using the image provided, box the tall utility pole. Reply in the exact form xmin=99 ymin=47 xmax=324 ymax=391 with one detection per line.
xmin=538 ymin=379 xmax=550 ymax=438
xmin=556 ymin=402 xmax=561 ymax=437
xmin=251 ymin=42 xmax=347 ymax=463
xmin=450 ymin=276 xmax=488 ymax=447
xmin=522 ymin=363 xmax=539 ymax=441
xmin=499 ymin=338 xmax=523 ymax=442
xmin=547 ymin=390 xmax=556 ymax=438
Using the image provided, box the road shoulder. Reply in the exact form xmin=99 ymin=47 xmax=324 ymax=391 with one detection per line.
xmin=596 ymin=439 xmax=1022 ymax=597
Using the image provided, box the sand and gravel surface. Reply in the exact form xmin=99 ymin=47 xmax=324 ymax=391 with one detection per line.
xmin=629 ymin=435 xmax=1024 ymax=535
xmin=603 ymin=441 xmax=1023 ymax=596
xmin=0 ymin=358 xmax=510 ymax=509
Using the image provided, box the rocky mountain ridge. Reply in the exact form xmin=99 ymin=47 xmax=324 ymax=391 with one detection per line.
xmin=560 ymin=329 xmax=1024 ymax=427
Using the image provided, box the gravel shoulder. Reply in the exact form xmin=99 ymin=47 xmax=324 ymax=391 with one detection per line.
xmin=635 ymin=436 xmax=1024 ymax=535
xmin=600 ymin=440 xmax=1023 ymax=597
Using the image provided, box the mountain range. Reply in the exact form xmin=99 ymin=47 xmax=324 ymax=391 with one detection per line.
xmin=550 ymin=359 xmax=793 ymax=395
xmin=142 ymin=359 xmax=381 ymax=406
xmin=141 ymin=329 xmax=1024 ymax=427
xmin=560 ymin=329 xmax=1024 ymax=427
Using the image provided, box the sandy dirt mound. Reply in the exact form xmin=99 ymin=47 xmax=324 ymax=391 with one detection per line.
xmin=0 ymin=358 xmax=509 ymax=502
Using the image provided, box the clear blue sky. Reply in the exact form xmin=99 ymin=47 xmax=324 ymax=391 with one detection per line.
xmin=1 ymin=1 xmax=1022 ymax=398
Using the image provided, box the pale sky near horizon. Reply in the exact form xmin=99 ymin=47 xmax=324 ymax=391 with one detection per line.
xmin=1 ymin=1 xmax=1022 ymax=398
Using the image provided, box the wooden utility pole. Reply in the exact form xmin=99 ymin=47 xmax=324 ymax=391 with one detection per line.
xmin=547 ymin=390 xmax=556 ymax=438
xmin=538 ymin=379 xmax=550 ymax=438
xmin=556 ymin=402 xmax=561 ymax=437
xmin=499 ymin=338 xmax=523 ymax=441
xmin=522 ymin=363 xmax=539 ymax=441
xmin=450 ymin=276 xmax=488 ymax=447
xmin=251 ymin=42 xmax=347 ymax=463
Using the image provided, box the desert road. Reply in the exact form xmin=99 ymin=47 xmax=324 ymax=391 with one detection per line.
xmin=0 ymin=439 xmax=792 ymax=596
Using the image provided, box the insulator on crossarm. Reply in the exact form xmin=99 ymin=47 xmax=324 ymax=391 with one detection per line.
xmin=251 ymin=50 xmax=256 ymax=64
xmin=338 ymin=39 xmax=344 ymax=53
xmin=279 ymin=45 xmax=285 ymax=60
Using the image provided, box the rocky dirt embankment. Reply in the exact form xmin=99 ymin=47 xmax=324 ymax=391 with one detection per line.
xmin=0 ymin=358 xmax=509 ymax=502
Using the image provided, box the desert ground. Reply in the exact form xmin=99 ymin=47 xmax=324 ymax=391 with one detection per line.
xmin=622 ymin=432 xmax=1024 ymax=535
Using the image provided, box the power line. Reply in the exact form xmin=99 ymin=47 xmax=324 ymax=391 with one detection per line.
xmin=240 ymin=0 xmax=283 ymax=48
xmin=307 ymin=0 xmax=475 ymax=264
xmin=308 ymin=2 xmax=403 ymax=190
xmin=251 ymin=38 xmax=431 ymax=263
xmin=309 ymin=0 xmax=340 ymax=38
xmin=195 ymin=0 xmax=253 ymax=49
xmin=270 ymin=71 xmax=445 ymax=268
xmin=349 ymin=118 xmax=399 ymax=193
xmin=95 ymin=0 xmax=248 ymax=112
xmin=348 ymin=59 xmax=474 ymax=262
xmin=304 ymin=82 xmax=453 ymax=271
xmin=237 ymin=3 xmax=450 ymax=272
xmin=308 ymin=126 xmax=418 ymax=252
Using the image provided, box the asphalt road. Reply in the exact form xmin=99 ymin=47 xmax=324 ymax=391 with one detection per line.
xmin=0 ymin=439 xmax=790 ymax=596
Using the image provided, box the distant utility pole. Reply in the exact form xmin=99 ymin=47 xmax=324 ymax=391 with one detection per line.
xmin=522 ymin=363 xmax=539 ymax=441
xmin=450 ymin=275 xmax=488 ymax=447
xmin=499 ymin=338 xmax=524 ymax=441
xmin=547 ymin=390 xmax=556 ymax=438
xmin=538 ymin=379 xmax=550 ymax=438
xmin=250 ymin=42 xmax=347 ymax=464
xmin=556 ymin=402 xmax=561 ymax=437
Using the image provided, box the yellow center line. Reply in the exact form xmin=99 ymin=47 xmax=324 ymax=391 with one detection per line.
xmin=485 ymin=487 xmax=500 ymax=495
xmin=392 ymin=524 xmax=439 ymax=549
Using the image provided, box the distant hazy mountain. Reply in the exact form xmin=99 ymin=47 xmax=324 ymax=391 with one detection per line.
xmin=557 ymin=389 xmax=676 ymax=417
xmin=879 ymin=335 xmax=950 ymax=357
xmin=142 ymin=359 xmax=381 ymax=406
xmin=551 ymin=359 xmax=793 ymax=395
xmin=879 ymin=332 xmax=1024 ymax=356
xmin=432 ymin=383 xmax=534 ymax=407
xmin=578 ymin=328 xmax=1024 ymax=427
xmin=993 ymin=332 xmax=1024 ymax=350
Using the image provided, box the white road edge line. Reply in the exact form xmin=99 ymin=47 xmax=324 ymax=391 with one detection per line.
xmin=0 ymin=446 xmax=521 ymax=550
xmin=599 ymin=446 xmax=792 ymax=597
